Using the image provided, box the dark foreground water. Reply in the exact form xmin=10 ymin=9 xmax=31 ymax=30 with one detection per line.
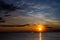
xmin=0 ymin=32 xmax=60 ymax=40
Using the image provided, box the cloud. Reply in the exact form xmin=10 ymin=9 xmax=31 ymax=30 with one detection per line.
xmin=0 ymin=0 xmax=25 ymax=23
xmin=26 ymin=11 xmax=60 ymax=26
xmin=29 ymin=4 xmax=51 ymax=10
xmin=0 ymin=0 xmax=60 ymax=27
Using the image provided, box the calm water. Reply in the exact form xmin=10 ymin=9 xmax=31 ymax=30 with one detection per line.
xmin=0 ymin=32 xmax=60 ymax=40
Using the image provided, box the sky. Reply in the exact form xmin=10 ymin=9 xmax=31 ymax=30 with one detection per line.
xmin=0 ymin=0 xmax=60 ymax=28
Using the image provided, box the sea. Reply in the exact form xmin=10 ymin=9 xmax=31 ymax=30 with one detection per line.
xmin=0 ymin=32 xmax=60 ymax=40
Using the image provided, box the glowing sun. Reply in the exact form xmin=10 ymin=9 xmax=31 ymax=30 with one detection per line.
xmin=37 ymin=24 xmax=46 ymax=32
xmin=38 ymin=28 xmax=42 ymax=31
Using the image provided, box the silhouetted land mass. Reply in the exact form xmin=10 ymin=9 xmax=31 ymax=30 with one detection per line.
xmin=0 ymin=24 xmax=30 ymax=27
xmin=0 ymin=24 xmax=60 ymax=32
xmin=0 ymin=30 xmax=60 ymax=33
xmin=46 ymin=29 xmax=60 ymax=32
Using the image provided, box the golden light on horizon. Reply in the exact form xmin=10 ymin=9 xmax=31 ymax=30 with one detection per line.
xmin=38 ymin=27 xmax=42 ymax=31
xmin=37 ymin=24 xmax=46 ymax=32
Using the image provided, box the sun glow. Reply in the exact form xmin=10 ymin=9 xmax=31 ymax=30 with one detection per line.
xmin=37 ymin=24 xmax=46 ymax=32
xmin=38 ymin=27 xmax=42 ymax=31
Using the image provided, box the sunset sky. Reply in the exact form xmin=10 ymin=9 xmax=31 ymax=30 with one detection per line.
xmin=0 ymin=0 xmax=60 ymax=29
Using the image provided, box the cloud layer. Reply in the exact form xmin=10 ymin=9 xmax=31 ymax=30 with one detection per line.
xmin=0 ymin=0 xmax=60 ymax=27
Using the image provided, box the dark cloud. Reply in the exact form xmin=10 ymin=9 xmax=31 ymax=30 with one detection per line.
xmin=0 ymin=0 xmax=24 ymax=23
xmin=0 ymin=17 xmax=5 ymax=23
xmin=0 ymin=0 xmax=24 ymax=13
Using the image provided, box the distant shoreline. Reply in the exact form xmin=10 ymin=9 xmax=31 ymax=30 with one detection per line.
xmin=0 ymin=31 xmax=60 ymax=33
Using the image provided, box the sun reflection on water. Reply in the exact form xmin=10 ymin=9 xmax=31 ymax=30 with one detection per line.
xmin=39 ymin=32 xmax=42 ymax=40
